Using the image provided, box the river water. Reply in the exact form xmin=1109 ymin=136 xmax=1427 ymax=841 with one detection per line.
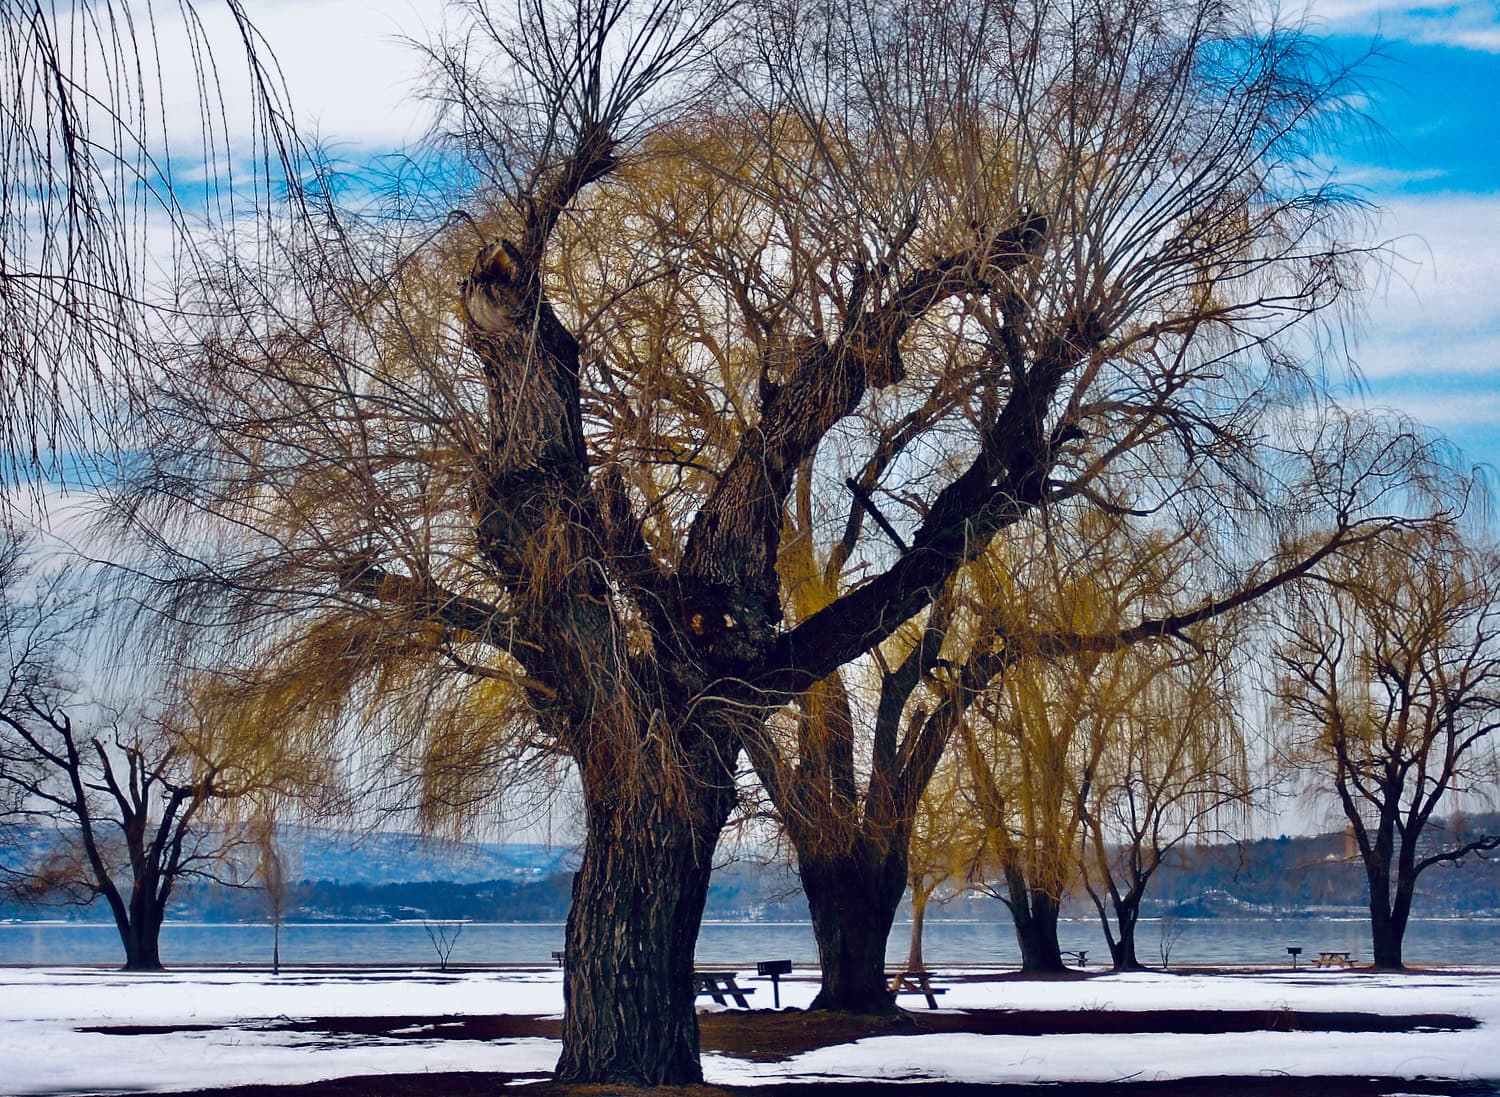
xmin=2 ymin=917 xmax=1496 ymax=967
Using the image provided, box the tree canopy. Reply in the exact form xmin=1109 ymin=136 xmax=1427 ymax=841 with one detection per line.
xmin=41 ymin=0 xmax=1485 ymax=1082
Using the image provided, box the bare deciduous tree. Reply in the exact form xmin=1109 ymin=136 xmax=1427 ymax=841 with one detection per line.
xmin=1275 ymin=522 xmax=1500 ymax=969
xmin=0 ymin=529 xmax=327 ymax=970
xmin=1077 ymin=627 xmax=1253 ymax=972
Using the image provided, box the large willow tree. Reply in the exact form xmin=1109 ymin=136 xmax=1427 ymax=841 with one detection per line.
xmin=115 ymin=0 xmax=1454 ymax=1082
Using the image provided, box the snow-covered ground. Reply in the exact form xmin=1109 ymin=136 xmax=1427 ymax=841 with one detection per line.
xmin=3 ymin=966 xmax=1499 ymax=1094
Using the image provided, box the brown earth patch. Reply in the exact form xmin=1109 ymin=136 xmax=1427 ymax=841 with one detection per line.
xmin=78 ymin=1005 xmax=1497 ymax=1097
xmin=82 ymin=1005 xmax=1478 ymax=1060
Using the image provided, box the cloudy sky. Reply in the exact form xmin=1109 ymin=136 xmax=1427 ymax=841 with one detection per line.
xmin=191 ymin=0 xmax=1497 ymax=471
xmin=1300 ymin=0 xmax=1500 ymax=471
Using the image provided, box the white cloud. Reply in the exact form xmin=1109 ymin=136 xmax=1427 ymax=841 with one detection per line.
xmin=1349 ymin=192 xmax=1500 ymax=380
xmin=1442 ymin=26 xmax=1500 ymax=50
xmin=148 ymin=0 xmax=446 ymax=154
xmin=1307 ymin=0 xmax=1500 ymax=52
xmin=1333 ymin=165 xmax=1447 ymax=189
xmin=241 ymin=0 xmax=447 ymax=148
xmin=1351 ymin=389 xmax=1500 ymax=428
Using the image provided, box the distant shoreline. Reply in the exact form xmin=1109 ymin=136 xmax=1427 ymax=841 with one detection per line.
xmin=6 ymin=913 xmax=1500 ymax=926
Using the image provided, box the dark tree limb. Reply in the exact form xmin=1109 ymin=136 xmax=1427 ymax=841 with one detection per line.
xmin=676 ymin=213 xmax=1049 ymax=666
xmin=335 ymin=559 xmax=526 ymax=655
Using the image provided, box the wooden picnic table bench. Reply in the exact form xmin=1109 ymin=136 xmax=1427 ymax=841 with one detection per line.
xmin=695 ymin=970 xmax=756 ymax=1008
xmin=1314 ymin=951 xmax=1352 ymax=968
xmin=887 ymin=969 xmax=948 ymax=1009
xmin=1062 ymin=950 xmax=1089 ymax=968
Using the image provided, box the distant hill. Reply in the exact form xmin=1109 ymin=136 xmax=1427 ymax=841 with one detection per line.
xmin=1140 ymin=812 xmax=1500 ymax=919
xmin=276 ymin=825 xmax=575 ymax=886
xmin=0 ymin=822 xmax=578 ymax=922
xmin=5 ymin=815 xmax=1497 ymax=923
xmin=0 ymin=823 xmax=806 ymax=923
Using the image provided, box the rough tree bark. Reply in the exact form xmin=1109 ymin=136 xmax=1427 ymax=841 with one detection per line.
xmin=555 ymin=743 xmax=739 ymax=1083
xmin=461 ymin=233 xmax=751 ymax=1079
xmin=449 ymin=146 xmax=1047 ymax=1073
xmin=797 ymin=839 xmax=910 ymax=1014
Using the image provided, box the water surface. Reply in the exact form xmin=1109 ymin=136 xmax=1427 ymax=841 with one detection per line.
xmin=2 ymin=916 xmax=1494 ymax=968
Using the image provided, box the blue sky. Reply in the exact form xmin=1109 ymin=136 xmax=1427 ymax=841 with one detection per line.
xmin=217 ymin=0 xmax=1498 ymax=470
xmin=141 ymin=0 xmax=1499 ymax=471
xmin=1302 ymin=4 xmax=1500 ymax=473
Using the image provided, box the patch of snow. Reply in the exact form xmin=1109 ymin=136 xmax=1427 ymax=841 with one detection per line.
xmin=3 ymin=967 xmax=1499 ymax=1094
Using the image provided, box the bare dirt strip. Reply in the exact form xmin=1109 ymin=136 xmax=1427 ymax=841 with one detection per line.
xmin=79 ymin=1006 xmax=1498 ymax=1097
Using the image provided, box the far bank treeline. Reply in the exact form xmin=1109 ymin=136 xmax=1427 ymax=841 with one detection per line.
xmin=5 ymin=0 xmax=1500 ymax=1088
xmin=6 ymin=820 xmax=1498 ymax=925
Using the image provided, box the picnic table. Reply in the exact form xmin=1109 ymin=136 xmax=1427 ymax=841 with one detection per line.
xmin=1062 ymin=950 xmax=1089 ymax=968
xmin=1314 ymin=950 xmax=1352 ymax=968
xmin=887 ymin=969 xmax=948 ymax=1009
xmin=696 ymin=970 xmax=756 ymax=1008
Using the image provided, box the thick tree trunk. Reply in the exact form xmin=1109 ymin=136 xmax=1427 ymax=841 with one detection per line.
xmin=1005 ymin=866 xmax=1066 ymax=974
xmin=1368 ymin=874 xmax=1414 ymax=970
xmin=554 ymin=758 xmax=737 ymax=1086
xmin=1368 ymin=899 xmax=1403 ymax=969
xmin=120 ymin=921 xmax=163 ymax=971
xmin=1361 ymin=846 xmax=1407 ymax=970
xmin=1015 ymin=892 xmax=1065 ymax=973
xmin=118 ymin=891 xmax=165 ymax=972
xmin=801 ymin=844 xmax=907 ymax=1014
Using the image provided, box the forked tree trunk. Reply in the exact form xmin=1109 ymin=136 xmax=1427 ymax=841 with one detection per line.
xmin=1368 ymin=871 xmax=1414 ymax=971
xmin=1015 ymin=894 xmax=1065 ymax=973
xmin=120 ymin=921 xmax=164 ymax=971
xmin=800 ymin=842 xmax=908 ymax=1014
xmin=554 ymin=758 xmax=737 ymax=1085
xmin=1111 ymin=920 xmax=1141 ymax=971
